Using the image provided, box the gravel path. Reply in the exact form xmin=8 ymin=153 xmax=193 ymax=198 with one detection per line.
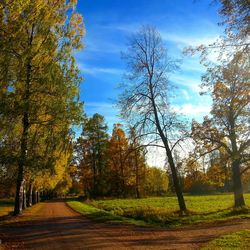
xmin=0 ymin=201 xmax=249 ymax=249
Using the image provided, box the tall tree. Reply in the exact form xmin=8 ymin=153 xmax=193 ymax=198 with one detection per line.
xmin=184 ymin=0 xmax=249 ymax=206
xmin=127 ymin=127 xmax=147 ymax=198
xmin=108 ymin=124 xmax=130 ymax=197
xmin=74 ymin=114 xmax=109 ymax=197
xmin=192 ymin=52 xmax=249 ymax=207
xmin=118 ymin=26 xmax=187 ymax=213
xmin=0 ymin=0 xmax=84 ymax=214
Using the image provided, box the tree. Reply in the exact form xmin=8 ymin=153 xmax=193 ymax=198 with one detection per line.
xmin=34 ymin=139 xmax=73 ymax=191
xmin=182 ymin=156 xmax=206 ymax=193
xmin=0 ymin=0 xmax=84 ymax=214
xmin=242 ymin=167 xmax=250 ymax=192
xmin=218 ymin=0 xmax=249 ymax=45
xmin=127 ymin=127 xmax=147 ymax=198
xmin=186 ymin=0 xmax=249 ymax=62
xmin=118 ymin=26 xmax=187 ymax=213
xmin=74 ymin=114 xmax=109 ymax=197
xmin=192 ymin=52 xmax=249 ymax=207
xmin=206 ymin=164 xmax=226 ymax=190
xmin=184 ymin=0 xmax=249 ymax=206
xmin=108 ymin=124 xmax=130 ymax=197
xmin=144 ymin=166 xmax=169 ymax=196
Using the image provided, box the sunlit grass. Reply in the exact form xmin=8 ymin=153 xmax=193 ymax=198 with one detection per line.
xmin=68 ymin=194 xmax=250 ymax=228
xmin=91 ymin=194 xmax=250 ymax=214
xmin=202 ymin=230 xmax=250 ymax=249
xmin=67 ymin=201 xmax=147 ymax=226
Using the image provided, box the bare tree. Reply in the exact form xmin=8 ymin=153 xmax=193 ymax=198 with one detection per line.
xmin=118 ymin=26 xmax=187 ymax=213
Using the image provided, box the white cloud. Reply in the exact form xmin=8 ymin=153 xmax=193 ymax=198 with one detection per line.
xmin=85 ymin=102 xmax=114 ymax=109
xmin=77 ymin=63 xmax=123 ymax=76
xmin=181 ymin=57 xmax=206 ymax=73
xmin=173 ymin=103 xmax=211 ymax=117
xmin=181 ymin=89 xmax=191 ymax=100
xmin=161 ymin=32 xmax=219 ymax=48
xmin=171 ymin=74 xmax=202 ymax=93
xmin=105 ymin=23 xmax=141 ymax=33
xmin=161 ymin=32 xmax=222 ymax=64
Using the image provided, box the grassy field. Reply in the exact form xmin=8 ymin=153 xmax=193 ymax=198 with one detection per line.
xmin=67 ymin=200 xmax=147 ymax=226
xmin=91 ymin=194 xmax=250 ymax=213
xmin=202 ymin=230 xmax=250 ymax=249
xmin=0 ymin=199 xmax=14 ymax=217
xmin=68 ymin=193 xmax=250 ymax=228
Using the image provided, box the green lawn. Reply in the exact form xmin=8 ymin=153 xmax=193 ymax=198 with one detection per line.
xmin=67 ymin=200 xmax=147 ymax=226
xmin=68 ymin=194 xmax=250 ymax=228
xmin=91 ymin=194 xmax=250 ymax=213
xmin=0 ymin=199 xmax=14 ymax=217
xmin=202 ymin=230 xmax=250 ymax=249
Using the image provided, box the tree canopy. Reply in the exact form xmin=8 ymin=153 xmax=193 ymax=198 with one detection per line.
xmin=0 ymin=0 xmax=85 ymax=214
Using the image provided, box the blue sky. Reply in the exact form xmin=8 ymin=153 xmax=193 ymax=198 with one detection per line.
xmin=75 ymin=0 xmax=223 ymax=133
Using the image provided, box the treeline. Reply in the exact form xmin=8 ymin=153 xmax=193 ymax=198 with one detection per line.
xmin=70 ymin=113 xmax=250 ymax=199
xmin=71 ymin=114 xmax=169 ymax=198
xmin=0 ymin=0 xmax=84 ymax=214
xmin=175 ymin=152 xmax=250 ymax=195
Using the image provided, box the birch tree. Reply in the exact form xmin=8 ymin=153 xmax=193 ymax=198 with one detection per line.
xmin=0 ymin=0 xmax=84 ymax=214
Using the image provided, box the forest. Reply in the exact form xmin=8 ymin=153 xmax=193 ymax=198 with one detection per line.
xmin=0 ymin=0 xmax=249 ymax=249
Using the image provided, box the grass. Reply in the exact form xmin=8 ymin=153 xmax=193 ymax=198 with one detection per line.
xmin=0 ymin=199 xmax=14 ymax=217
xmin=202 ymin=230 xmax=250 ymax=249
xmin=0 ymin=202 xmax=44 ymax=226
xmin=68 ymin=194 xmax=250 ymax=228
xmin=67 ymin=201 xmax=147 ymax=226
xmin=91 ymin=194 xmax=250 ymax=213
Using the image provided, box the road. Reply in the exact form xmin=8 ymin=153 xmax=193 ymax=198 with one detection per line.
xmin=0 ymin=201 xmax=249 ymax=249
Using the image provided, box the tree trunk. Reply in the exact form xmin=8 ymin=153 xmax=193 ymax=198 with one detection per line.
xmin=32 ymin=190 xmax=37 ymax=204
xmin=27 ymin=183 xmax=33 ymax=207
xmin=23 ymin=182 xmax=27 ymax=210
xmin=229 ymin=115 xmax=245 ymax=207
xmin=14 ymin=59 xmax=32 ymax=215
xmin=14 ymin=179 xmax=24 ymax=215
xmin=149 ymin=83 xmax=187 ymax=213
xmin=135 ymin=150 xmax=140 ymax=198
xmin=37 ymin=191 xmax=40 ymax=203
xmin=232 ymin=159 xmax=245 ymax=207
xmin=92 ymin=154 xmax=97 ymax=197
xmin=14 ymin=107 xmax=29 ymax=215
xmin=14 ymin=102 xmax=29 ymax=215
xmin=165 ymin=143 xmax=187 ymax=213
xmin=14 ymin=106 xmax=29 ymax=215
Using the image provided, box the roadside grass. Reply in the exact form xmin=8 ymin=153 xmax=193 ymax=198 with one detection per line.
xmin=67 ymin=201 xmax=147 ymax=226
xmin=68 ymin=194 xmax=250 ymax=228
xmin=0 ymin=201 xmax=44 ymax=225
xmin=202 ymin=229 xmax=250 ymax=249
xmin=0 ymin=199 xmax=14 ymax=217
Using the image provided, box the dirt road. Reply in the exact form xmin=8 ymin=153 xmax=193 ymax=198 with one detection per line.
xmin=0 ymin=201 xmax=249 ymax=249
